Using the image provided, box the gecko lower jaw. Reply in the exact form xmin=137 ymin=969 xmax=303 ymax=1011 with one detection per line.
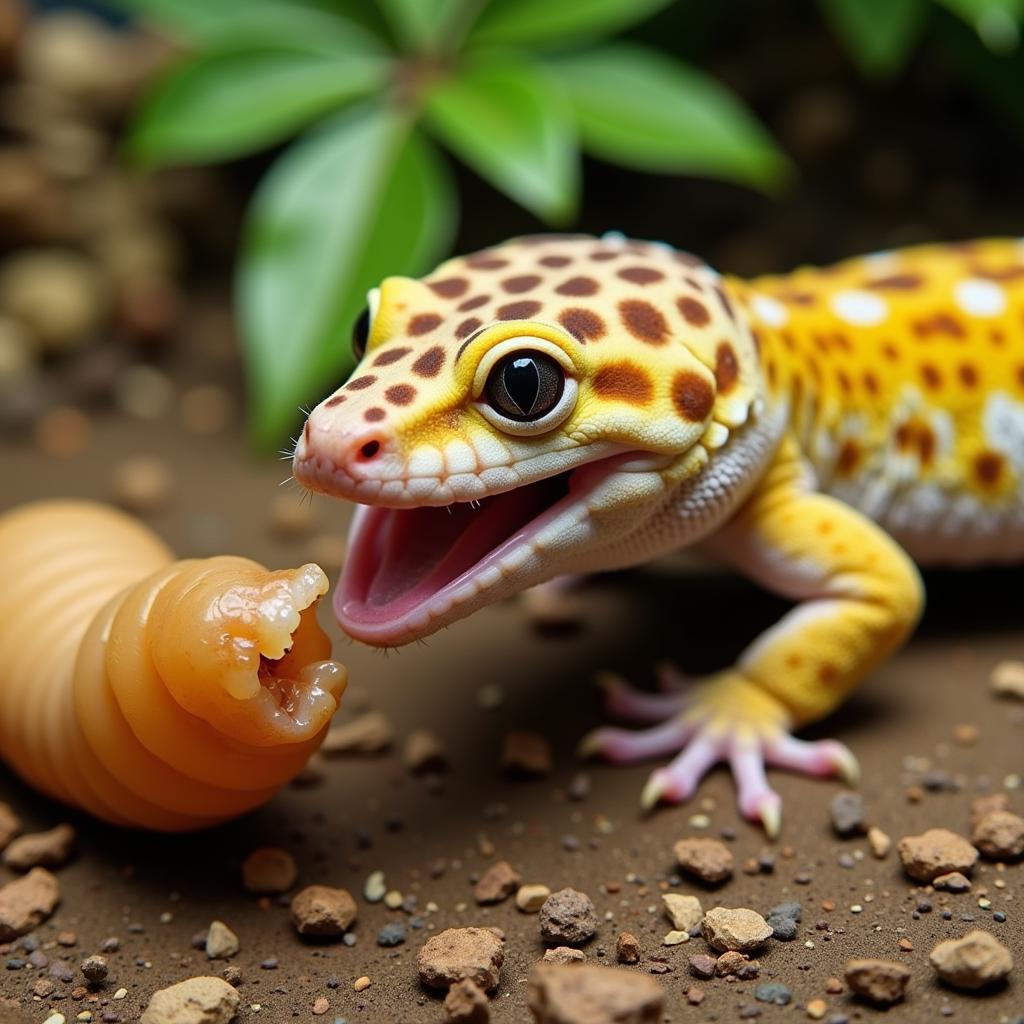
xmin=335 ymin=451 xmax=657 ymax=646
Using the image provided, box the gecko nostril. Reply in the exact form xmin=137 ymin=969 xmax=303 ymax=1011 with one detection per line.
xmin=359 ymin=440 xmax=381 ymax=460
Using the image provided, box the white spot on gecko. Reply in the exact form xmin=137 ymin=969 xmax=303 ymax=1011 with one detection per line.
xmin=984 ymin=392 xmax=1024 ymax=470
xmin=831 ymin=290 xmax=888 ymax=326
xmin=954 ymin=277 xmax=1006 ymax=317
xmin=751 ymin=294 xmax=788 ymax=327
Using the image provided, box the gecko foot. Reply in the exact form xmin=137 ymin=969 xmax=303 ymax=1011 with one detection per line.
xmin=579 ymin=668 xmax=859 ymax=838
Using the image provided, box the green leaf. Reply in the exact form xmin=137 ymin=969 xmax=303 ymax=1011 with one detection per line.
xmin=937 ymin=0 xmax=1024 ymax=52
xmin=377 ymin=0 xmax=473 ymax=51
xmin=551 ymin=43 xmax=791 ymax=193
xmin=240 ymin=108 xmax=457 ymax=448
xmin=129 ymin=45 xmax=391 ymax=164
xmin=469 ymin=0 xmax=677 ymax=46
xmin=108 ymin=0 xmax=389 ymax=47
xmin=819 ymin=0 xmax=927 ymax=76
xmin=424 ymin=60 xmax=579 ymax=221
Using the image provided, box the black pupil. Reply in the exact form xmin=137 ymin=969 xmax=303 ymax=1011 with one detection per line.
xmin=486 ymin=352 xmax=564 ymax=421
xmin=352 ymin=307 xmax=370 ymax=359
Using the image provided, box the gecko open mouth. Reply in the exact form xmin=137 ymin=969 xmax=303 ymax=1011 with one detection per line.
xmin=337 ymin=452 xmax=642 ymax=644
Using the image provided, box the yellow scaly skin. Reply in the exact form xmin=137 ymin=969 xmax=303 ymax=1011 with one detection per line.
xmin=295 ymin=233 xmax=1024 ymax=835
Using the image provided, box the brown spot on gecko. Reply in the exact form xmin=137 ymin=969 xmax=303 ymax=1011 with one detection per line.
xmin=502 ymin=274 xmax=542 ymax=294
xmin=458 ymin=294 xmax=489 ymax=312
xmin=372 ymin=346 xmax=411 ymax=367
xmin=714 ymin=286 xmax=735 ymax=321
xmin=592 ymin=363 xmax=653 ymax=405
xmin=589 ymin=250 xmax=619 ymax=261
xmin=364 ymin=407 xmax=385 ymax=422
xmin=677 ymin=296 xmax=711 ymax=327
xmin=618 ymin=266 xmax=664 ymax=285
xmin=714 ymin=342 xmax=739 ymax=393
xmin=385 ymin=384 xmax=416 ymax=406
xmin=620 ymin=299 xmax=668 ymax=344
xmin=496 ymin=300 xmax=542 ymax=320
xmin=866 ymin=273 xmax=923 ymax=290
xmin=324 ymin=394 xmax=345 ymax=409
xmin=346 ymin=375 xmax=376 ymax=390
xmin=466 ymin=256 xmax=508 ymax=270
xmin=920 ymin=363 xmax=942 ymax=390
xmin=958 ymin=363 xmax=980 ymax=389
xmin=974 ymin=451 xmax=1005 ymax=489
xmin=428 ymin=277 xmax=469 ymax=298
xmin=913 ymin=313 xmax=965 ymax=339
xmin=411 ymin=346 xmax=445 ymax=378
xmin=539 ymin=255 xmax=571 ymax=268
xmin=556 ymin=276 xmax=600 ymax=297
xmin=455 ymin=317 xmax=483 ymax=339
xmin=558 ymin=308 xmax=605 ymax=342
xmin=863 ymin=370 xmax=880 ymax=396
xmin=671 ymin=370 xmax=714 ymax=422
xmin=836 ymin=439 xmax=861 ymax=477
xmin=408 ymin=313 xmax=442 ymax=336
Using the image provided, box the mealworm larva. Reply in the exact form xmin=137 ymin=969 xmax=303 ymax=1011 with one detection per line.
xmin=0 ymin=500 xmax=348 ymax=831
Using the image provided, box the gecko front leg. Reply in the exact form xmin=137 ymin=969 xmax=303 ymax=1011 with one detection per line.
xmin=581 ymin=437 xmax=925 ymax=835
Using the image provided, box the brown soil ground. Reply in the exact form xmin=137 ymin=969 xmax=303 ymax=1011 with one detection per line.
xmin=1 ymin=409 xmax=1022 ymax=1024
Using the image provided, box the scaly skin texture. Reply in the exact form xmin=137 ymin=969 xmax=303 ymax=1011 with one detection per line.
xmin=295 ymin=233 xmax=1024 ymax=834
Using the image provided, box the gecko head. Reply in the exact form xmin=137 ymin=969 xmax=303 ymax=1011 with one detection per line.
xmin=294 ymin=234 xmax=759 ymax=646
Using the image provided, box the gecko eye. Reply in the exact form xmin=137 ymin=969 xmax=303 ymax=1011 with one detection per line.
xmin=486 ymin=351 xmax=564 ymax=421
xmin=351 ymin=307 xmax=371 ymax=360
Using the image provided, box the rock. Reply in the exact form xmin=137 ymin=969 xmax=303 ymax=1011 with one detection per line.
xmin=929 ymin=930 xmax=1013 ymax=990
xmin=241 ymin=848 xmax=297 ymax=894
xmin=418 ymin=928 xmax=504 ymax=992
xmin=970 ymin=793 xmax=1009 ymax=829
xmin=474 ymin=861 xmax=522 ymax=905
xmin=662 ymin=930 xmax=689 ymax=946
xmin=321 ymin=711 xmax=394 ymax=755
xmin=867 ymin=826 xmax=892 ymax=859
xmin=0 ymin=867 xmax=60 ymax=940
xmin=527 ymin=964 xmax=664 ymax=1024
xmin=673 ymin=838 xmax=733 ymax=884
xmin=933 ymin=871 xmax=972 ymax=893
xmin=539 ymin=889 xmax=598 ymax=946
xmin=830 ymin=791 xmax=865 ymax=837
xmin=688 ymin=954 xmax=717 ymax=979
xmin=1 ymin=823 xmax=74 ymax=870
xmin=701 ymin=908 xmax=773 ymax=953
xmin=111 ymin=456 xmax=174 ymax=515
xmin=662 ymin=893 xmax=702 ymax=932
xmin=140 ymin=976 xmax=240 ymax=1024
xmin=754 ymin=981 xmax=791 ymax=1005
xmin=990 ymin=660 xmax=1024 ymax=699
xmin=616 ymin=932 xmax=641 ymax=964
xmin=80 ymin=954 xmax=107 ymax=983
xmin=377 ymin=922 xmax=406 ymax=947
xmin=897 ymin=828 xmax=978 ymax=881
xmin=844 ymin=959 xmax=911 ymax=1005
xmin=363 ymin=870 xmax=386 ymax=902
xmin=290 ymin=886 xmax=356 ymax=937
xmin=0 ymin=802 xmax=21 ymax=851
xmin=445 ymin=978 xmax=490 ymax=1023
xmin=517 ymin=884 xmax=551 ymax=913
xmin=766 ymin=915 xmax=797 ymax=941
xmin=544 ymin=947 xmax=586 ymax=965
xmin=205 ymin=921 xmax=239 ymax=960
xmin=501 ymin=731 xmax=552 ymax=777
xmin=0 ymin=248 xmax=108 ymax=352
xmin=972 ymin=811 xmax=1024 ymax=860
xmin=404 ymin=729 xmax=448 ymax=773
xmin=716 ymin=951 xmax=756 ymax=977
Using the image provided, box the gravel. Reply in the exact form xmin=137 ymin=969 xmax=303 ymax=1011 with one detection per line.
xmin=539 ymin=888 xmax=598 ymax=947
xmin=929 ymin=930 xmax=1013 ymax=990
xmin=417 ymin=927 xmax=505 ymax=992
xmin=897 ymin=828 xmax=979 ymax=881
xmin=289 ymin=886 xmax=357 ymax=937
xmin=527 ymin=963 xmax=665 ymax=1024
xmin=673 ymin=837 xmax=734 ymax=884
xmin=701 ymin=907 xmax=773 ymax=953
xmin=844 ymin=959 xmax=911 ymax=1005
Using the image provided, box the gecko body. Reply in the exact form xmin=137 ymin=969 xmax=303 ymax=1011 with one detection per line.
xmin=295 ymin=233 xmax=1024 ymax=833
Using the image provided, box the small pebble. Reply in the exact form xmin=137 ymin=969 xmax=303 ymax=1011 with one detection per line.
xmin=204 ymin=921 xmax=239 ymax=960
xmin=867 ymin=826 xmax=892 ymax=859
xmin=377 ymin=922 xmax=406 ymax=947
xmin=364 ymin=871 xmax=386 ymax=903
xmin=755 ymin=982 xmax=791 ymax=1006
xmin=807 ymin=998 xmax=827 ymax=1019
xmin=929 ymin=929 xmax=1013 ymax=990
xmin=417 ymin=928 xmax=504 ymax=991
xmin=844 ymin=959 xmax=911 ymax=1006
xmin=322 ymin=712 xmax=394 ymax=755
xmin=662 ymin=893 xmax=702 ymax=932
xmin=934 ymin=871 xmax=972 ymax=893
xmin=290 ymin=886 xmax=357 ymax=937
xmin=444 ymin=977 xmax=490 ymax=1023
xmin=139 ymin=976 xmax=239 ymax=1024
xmin=353 ymin=976 xmax=371 ymax=992
xmin=673 ymin=837 xmax=733 ymax=884
xmin=0 ymin=867 xmax=60 ymax=941
xmin=990 ymin=660 xmax=1024 ymax=700
xmin=80 ymin=955 xmax=107 ymax=983
xmin=474 ymin=861 xmax=522 ymax=905
xmin=539 ymin=888 xmax=597 ymax=946
xmin=404 ymin=729 xmax=448 ymax=774
xmin=241 ymin=848 xmax=297 ymax=894
xmin=688 ymin=954 xmax=717 ymax=979
xmin=527 ymin=964 xmax=664 ymax=1024
xmin=501 ymin=731 xmax=552 ymax=777
xmin=830 ymin=791 xmax=865 ymax=837
xmin=898 ymin=828 xmax=978 ymax=881
xmin=616 ymin=932 xmax=641 ymax=964
xmin=972 ymin=810 xmax=1024 ymax=860
xmin=516 ymin=884 xmax=551 ymax=914
xmin=701 ymin=907 xmax=773 ymax=953
xmin=543 ymin=946 xmax=586 ymax=964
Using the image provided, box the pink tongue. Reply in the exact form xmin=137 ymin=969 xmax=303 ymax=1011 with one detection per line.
xmin=366 ymin=486 xmax=553 ymax=609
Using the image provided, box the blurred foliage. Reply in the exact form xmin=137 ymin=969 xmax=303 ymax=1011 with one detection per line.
xmin=820 ymin=0 xmax=1024 ymax=75
xmin=108 ymin=0 xmax=790 ymax=448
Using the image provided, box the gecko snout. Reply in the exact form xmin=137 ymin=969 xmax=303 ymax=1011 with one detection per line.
xmin=295 ymin=412 xmax=398 ymax=492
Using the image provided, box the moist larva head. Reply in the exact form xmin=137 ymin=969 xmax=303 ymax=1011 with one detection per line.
xmin=150 ymin=558 xmax=347 ymax=747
